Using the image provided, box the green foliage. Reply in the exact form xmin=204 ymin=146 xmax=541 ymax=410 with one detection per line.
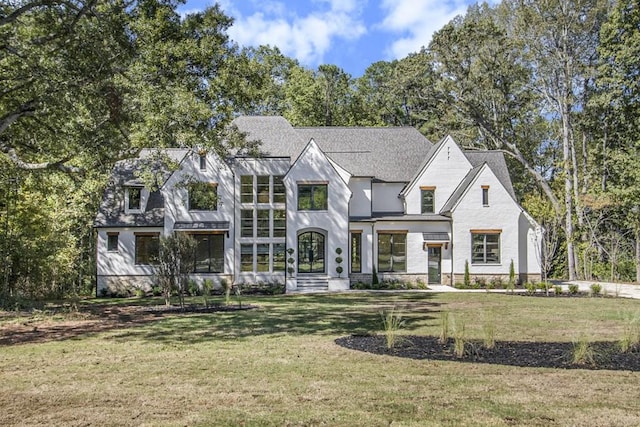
xmin=221 ymin=279 xmax=232 ymax=306
xmin=380 ymin=306 xmax=405 ymax=349
xmin=452 ymin=316 xmax=466 ymax=358
xmin=590 ymin=284 xmax=602 ymax=297
xmin=619 ymin=311 xmax=640 ymax=353
xmin=572 ymin=336 xmax=596 ymax=366
xmin=568 ymin=284 xmax=580 ymax=295
xmin=464 ymin=260 xmax=470 ymax=288
xmin=525 ymin=282 xmax=537 ymax=296
xmin=156 ymin=233 xmax=197 ymax=308
xmin=372 ymin=266 xmax=379 ymax=285
xmin=439 ymin=311 xmax=450 ymax=344
xmin=554 ymin=285 xmax=563 ymax=295
xmin=509 ymin=259 xmax=516 ymax=287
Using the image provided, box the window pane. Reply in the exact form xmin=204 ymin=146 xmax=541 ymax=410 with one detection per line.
xmin=482 ymin=188 xmax=489 ymax=206
xmin=273 ymin=209 xmax=286 ymax=237
xmin=194 ymin=235 xmax=211 ymax=272
xmin=257 ymin=176 xmax=270 ymax=203
xmin=273 ymin=176 xmax=285 ymax=203
xmin=241 ymin=209 xmax=253 ymax=237
xmin=351 ymin=233 xmax=361 ymax=273
xmin=135 ymin=234 xmax=159 ymax=265
xmin=189 ymin=183 xmax=217 ymax=211
xmin=273 ymin=243 xmax=285 ymax=272
xmin=486 ymin=234 xmax=500 ymax=263
xmin=210 ymin=234 xmax=224 ymax=273
xmin=257 ymin=243 xmax=269 ymax=272
xmin=241 ymin=244 xmax=253 ymax=272
xmin=421 ymin=189 xmax=434 ymax=214
xmin=107 ymin=234 xmax=119 ymax=252
xmin=241 ymin=175 xmax=253 ymax=203
xmin=312 ymin=185 xmax=328 ymax=210
xmin=472 ymin=234 xmax=485 ymax=263
xmin=128 ymin=187 xmax=141 ymax=210
xmin=298 ymin=185 xmax=312 ymax=210
xmin=199 ymin=155 xmax=206 ymax=170
xmin=378 ymin=234 xmax=392 ymax=272
xmin=257 ymin=209 xmax=270 ymax=237
xmin=391 ymin=233 xmax=406 ymax=272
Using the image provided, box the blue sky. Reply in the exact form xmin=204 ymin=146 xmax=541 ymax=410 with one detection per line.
xmin=178 ymin=0 xmax=478 ymax=77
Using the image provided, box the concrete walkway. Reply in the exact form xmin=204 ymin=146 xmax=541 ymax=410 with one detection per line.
xmin=427 ymin=281 xmax=640 ymax=300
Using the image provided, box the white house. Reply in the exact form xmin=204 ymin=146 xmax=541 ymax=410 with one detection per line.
xmin=94 ymin=116 xmax=541 ymax=293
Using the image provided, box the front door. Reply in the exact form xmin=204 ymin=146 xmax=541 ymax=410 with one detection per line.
xmin=428 ymin=246 xmax=441 ymax=284
xmin=298 ymin=231 xmax=325 ymax=274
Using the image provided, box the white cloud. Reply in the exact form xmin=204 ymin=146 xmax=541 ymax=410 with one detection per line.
xmin=379 ymin=0 xmax=469 ymax=59
xmin=226 ymin=1 xmax=367 ymax=66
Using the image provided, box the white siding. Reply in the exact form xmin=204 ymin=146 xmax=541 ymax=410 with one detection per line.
xmin=404 ymin=137 xmax=473 ymax=215
xmin=451 ymin=166 xmax=522 ymax=276
xmin=372 ymin=183 xmax=404 ymax=213
xmin=96 ymin=228 xmax=162 ymax=276
xmin=349 ymin=177 xmax=371 ymax=217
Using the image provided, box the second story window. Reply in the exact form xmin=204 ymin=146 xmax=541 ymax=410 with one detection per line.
xmin=241 ymin=175 xmax=253 ymax=203
xmin=127 ymin=187 xmax=141 ymax=210
xmin=420 ymin=187 xmax=435 ymax=214
xmin=189 ymin=182 xmax=217 ymax=211
xmin=482 ymin=186 xmax=490 ymax=206
xmin=199 ymin=154 xmax=207 ymax=170
xmin=273 ymin=176 xmax=285 ymax=203
xmin=257 ymin=176 xmax=270 ymax=203
xmin=298 ymin=183 xmax=328 ymax=210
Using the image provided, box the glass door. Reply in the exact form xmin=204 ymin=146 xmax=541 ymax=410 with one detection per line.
xmin=297 ymin=231 xmax=325 ymax=274
xmin=428 ymin=246 xmax=441 ymax=284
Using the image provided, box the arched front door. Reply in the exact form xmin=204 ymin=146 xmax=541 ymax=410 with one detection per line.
xmin=298 ymin=231 xmax=325 ymax=274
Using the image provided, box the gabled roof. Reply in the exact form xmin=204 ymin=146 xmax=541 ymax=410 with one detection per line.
xmin=233 ymin=116 xmax=434 ymax=182
xmin=440 ymin=164 xmax=485 ymax=214
xmin=464 ymin=150 xmax=516 ymax=199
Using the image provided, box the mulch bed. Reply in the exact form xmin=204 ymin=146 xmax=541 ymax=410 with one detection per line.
xmin=335 ymin=335 xmax=640 ymax=371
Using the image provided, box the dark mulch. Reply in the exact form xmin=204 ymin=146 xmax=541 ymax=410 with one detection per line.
xmin=336 ymin=335 xmax=640 ymax=371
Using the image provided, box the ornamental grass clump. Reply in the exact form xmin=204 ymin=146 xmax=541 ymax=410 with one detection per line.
xmin=572 ymin=335 xmax=596 ymax=366
xmin=380 ymin=306 xmax=405 ymax=349
xmin=439 ymin=311 xmax=450 ymax=344
xmin=482 ymin=312 xmax=496 ymax=349
xmin=619 ymin=312 xmax=640 ymax=353
xmin=451 ymin=316 xmax=466 ymax=358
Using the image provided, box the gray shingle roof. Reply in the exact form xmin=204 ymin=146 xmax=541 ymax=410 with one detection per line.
xmin=233 ymin=116 xmax=434 ymax=182
xmin=440 ymin=165 xmax=484 ymax=214
xmin=464 ymin=151 xmax=515 ymax=199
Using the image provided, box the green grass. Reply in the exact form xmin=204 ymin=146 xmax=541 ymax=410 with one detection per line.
xmin=1 ymin=292 xmax=640 ymax=426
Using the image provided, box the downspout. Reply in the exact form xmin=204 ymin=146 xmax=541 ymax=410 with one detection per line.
xmin=450 ymin=218 xmax=454 ymax=286
xmin=231 ymin=163 xmax=236 ymax=285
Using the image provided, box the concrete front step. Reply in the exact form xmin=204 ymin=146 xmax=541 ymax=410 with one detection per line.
xmin=293 ymin=276 xmax=329 ymax=292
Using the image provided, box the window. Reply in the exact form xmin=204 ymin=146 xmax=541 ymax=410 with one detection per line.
xmin=257 ymin=176 xmax=270 ymax=203
xmin=240 ymin=244 xmax=253 ymax=272
xmin=298 ymin=184 xmax=327 ymax=210
xmin=257 ymin=243 xmax=269 ymax=272
xmin=273 ymin=243 xmax=286 ymax=272
xmin=241 ymin=209 xmax=253 ymax=237
xmin=257 ymin=209 xmax=270 ymax=237
xmin=135 ymin=233 xmax=159 ymax=265
xmin=482 ymin=186 xmax=489 ymax=206
xmin=189 ymin=182 xmax=217 ymax=211
xmin=421 ymin=187 xmax=435 ymax=214
xmin=107 ymin=233 xmax=119 ymax=252
xmin=273 ymin=209 xmax=286 ymax=237
xmin=351 ymin=232 xmax=362 ymax=273
xmin=377 ymin=233 xmax=406 ymax=272
xmin=193 ymin=234 xmax=224 ymax=272
xmin=199 ymin=154 xmax=207 ymax=170
xmin=128 ymin=187 xmax=141 ymax=210
xmin=241 ymin=175 xmax=253 ymax=203
xmin=472 ymin=232 xmax=500 ymax=264
xmin=273 ymin=176 xmax=285 ymax=203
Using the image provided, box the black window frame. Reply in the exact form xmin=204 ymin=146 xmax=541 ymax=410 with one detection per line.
xmin=128 ymin=187 xmax=141 ymax=210
xmin=135 ymin=233 xmax=159 ymax=265
xmin=377 ymin=232 xmax=407 ymax=273
xmin=421 ymin=188 xmax=435 ymax=214
xmin=471 ymin=232 xmax=501 ymax=264
xmin=193 ymin=233 xmax=224 ymax=273
xmin=188 ymin=182 xmax=218 ymax=211
xmin=107 ymin=233 xmax=119 ymax=252
xmin=297 ymin=184 xmax=328 ymax=211
xmin=351 ymin=232 xmax=362 ymax=273
xmin=241 ymin=175 xmax=253 ymax=203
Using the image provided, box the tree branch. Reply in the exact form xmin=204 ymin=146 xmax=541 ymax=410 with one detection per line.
xmin=1 ymin=146 xmax=84 ymax=174
xmin=0 ymin=101 xmax=37 ymax=135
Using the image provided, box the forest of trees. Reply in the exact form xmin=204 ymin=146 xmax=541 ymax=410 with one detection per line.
xmin=2 ymin=0 xmax=640 ymax=304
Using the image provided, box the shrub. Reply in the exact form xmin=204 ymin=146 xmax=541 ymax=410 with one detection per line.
xmin=509 ymin=259 xmax=516 ymax=288
xmin=525 ymin=282 xmax=537 ymax=295
xmin=336 ymin=266 xmax=344 ymax=275
xmin=473 ymin=277 xmax=486 ymax=289
xmin=188 ymin=279 xmax=200 ymax=296
xmin=221 ymin=279 xmax=231 ymax=305
xmin=590 ymin=283 xmax=602 ymax=297
xmin=335 ymin=256 xmax=343 ymax=264
xmin=568 ymin=284 xmax=579 ymax=295
xmin=464 ymin=260 xmax=470 ymax=287
xmin=380 ymin=306 xmax=405 ymax=349
xmin=151 ymin=285 xmax=162 ymax=296
xmin=135 ymin=288 xmax=146 ymax=298
xmin=553 ymin=285 xmax=563 ymax=295
xmin=572 ymin=336 xmax=595 ymax=366
xmin=619 ymin=312 xmax=640 ymax=353
xmin=99 ymin=287 xmax=109 ymax=297
xmin=489 ymin=276 xmax=503 ymax=289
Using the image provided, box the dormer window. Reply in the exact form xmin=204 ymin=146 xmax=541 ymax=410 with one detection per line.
xmin=420 ymin=186 xmax=435 ymax=214
xmin=482 ymin=186 xmax=490 ymax=206
xmin=189 ymin=182 xmax=218 ymax=211
xmin=127 ymin=187 xmax=141 ymax=211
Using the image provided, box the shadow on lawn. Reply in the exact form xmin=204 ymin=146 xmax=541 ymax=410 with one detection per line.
xmin=0 ymin=292 xmax=440 ymax=346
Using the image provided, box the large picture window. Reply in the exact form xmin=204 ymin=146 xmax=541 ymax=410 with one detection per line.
xmin=189 ymin=182 xmax=217 ymax=211
xmin=377 ymin=233 xmax=406 ymax=272
xmin=135 ymin=233 xmax=159 ymax=265
xmin=298 ymin=184 xmax=327 ymax=210
xmin=193 ymin=234 xmax=224 ymax=273
xmin=472 ymin=232 xmax=500 ymax=264
xmin=421 ymin=188 xmax=435 ymax=214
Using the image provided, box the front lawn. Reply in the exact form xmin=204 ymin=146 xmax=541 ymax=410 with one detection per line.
xmin=1 ymin=292 xmax=639 ymax=426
